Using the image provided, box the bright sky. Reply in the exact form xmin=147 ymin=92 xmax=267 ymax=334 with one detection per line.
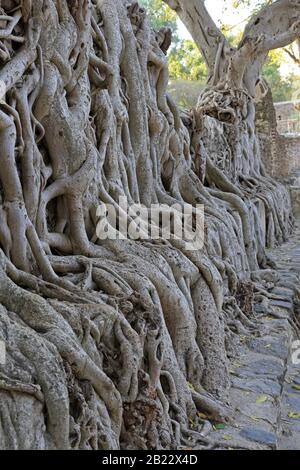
xmin=177 ymin=0 xmax=249 ymax=39
xmin=177 ymin=0 xmax=299 ymax=77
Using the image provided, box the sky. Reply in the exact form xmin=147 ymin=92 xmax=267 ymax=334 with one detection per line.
xmin=177 ymin=0 xmax=299 ymax=77
xmin=206 ymin=0 xmax=250 ymax=26
xmin=177 ymin=0 xmax=250 ymax=40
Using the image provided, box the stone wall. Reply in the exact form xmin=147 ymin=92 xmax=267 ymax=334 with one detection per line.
xmin=289 ymin=186 xmax=300 ymax=217
xmin=274 ymin=101 xmax=300 ymax=134
xmin=258 ymin=133 xmax=289 ymax=178
xmin=256 ymin=91 xmax=300 ymax=180
xmin=283 ymin=135 xmax=300 ymax=174
xmin=275 ymin=101 xmax=300 ymax=121
xmin=256 ymin=88 xmax=289 ymax=178
xmin=258 ymin=132 xmax=300 ymax=180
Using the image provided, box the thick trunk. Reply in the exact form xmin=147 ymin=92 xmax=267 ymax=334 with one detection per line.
xmin=0 ymin=0 xmax=295 ymax=449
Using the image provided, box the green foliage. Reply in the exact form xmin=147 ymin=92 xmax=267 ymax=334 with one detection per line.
xmin=139 ymin=0 xmax=178 ymax=39
xmin=228 ymin=0 xmax=272 ymax=12
xmin=141 ymin=0 xmax=207 ymax=82
xmin=168 ymin=80 xmax=205 ymax=108
xmin=168 ymin=40 xmax=206 ymax=81
xmin=220 ymin=25 xmax=242 ymax=46
xmin=222 ymin=1 xmax=300 ymax=102
xmin=262 ymin=50 xmax=296 ymax=102
xmin=142 ymin=0 xmax=299 ymax=105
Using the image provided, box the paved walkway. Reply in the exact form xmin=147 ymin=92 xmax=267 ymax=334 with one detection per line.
xmin=211 ymin=221 xmax=300 ymax=449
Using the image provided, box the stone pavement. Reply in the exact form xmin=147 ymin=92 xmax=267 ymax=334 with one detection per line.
xmin=211 ymin=221 xmax=300 ymax=450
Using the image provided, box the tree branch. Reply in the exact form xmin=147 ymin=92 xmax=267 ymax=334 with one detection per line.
xmin=284 ymin=42 xmax=300 ymax=66
xmin=233 ymin=0 xmax=300 ymax=95
xmin=239 ymin=0 xmax=300 ymax=54
xmin=162 ymin=0 xmax=226 ymax=78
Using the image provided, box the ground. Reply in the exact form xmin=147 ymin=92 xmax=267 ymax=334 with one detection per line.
xmin=208 ymin=220 xmax=300 ymax=450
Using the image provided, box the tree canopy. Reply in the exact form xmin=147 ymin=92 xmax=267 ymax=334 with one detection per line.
xmin=141 ymin=0 xmax=300 ymax=104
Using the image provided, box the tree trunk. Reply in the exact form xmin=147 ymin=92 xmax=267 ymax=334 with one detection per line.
xmin=0 ymin=0 xmax=296 ymax=449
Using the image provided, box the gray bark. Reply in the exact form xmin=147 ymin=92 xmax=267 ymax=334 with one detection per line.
xmin=0 ymin=0 xmax=296 ymax=449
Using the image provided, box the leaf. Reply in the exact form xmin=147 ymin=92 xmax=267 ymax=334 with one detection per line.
xmin=288 ymin=411 xmax=300 ymax=419
xmin=233 ymin=362 xmax=242 ymax=368
xmin=214 ymin=423 xmax=226 ymax=430
xmin=292 ymin=385 xmax=300 ymax=391
xmin=256 ymin=395 xmax=268 ymax=404
xmin=197 ymin=412 xmax=208 ymax=419
xmin=250 ymin=416 xmax=260 ymax=422
xmin=188 ymin=416 xmax=194 ymax=428
xmin=222 ymin=435 xmax=232 ymax=440
xmin=187 ymin=382 xmax=195 ymax=391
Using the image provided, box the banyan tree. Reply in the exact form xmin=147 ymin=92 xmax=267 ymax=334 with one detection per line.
xmin=0 ymin=0 xmax=298 ymax=449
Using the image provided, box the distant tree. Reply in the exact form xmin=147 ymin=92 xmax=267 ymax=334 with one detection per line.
xmin=263 ymin=50 xmax=294 ymax=102
xmin=141 ymin=0 xmax=207 ymax=82
xmin=139 ymin=0 xmax=179 ymax=39
xmin=169 ymin=40 xmax=206 ymax=81
xmin=225 ymin=0 xmax=300 ymax=72
xmin=142 ymin=0 xmax=298 ymax=103
xmin=168 ymin=79 xmax=205 ymax=107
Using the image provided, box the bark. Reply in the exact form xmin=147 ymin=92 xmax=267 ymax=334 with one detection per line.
xmin=0 ymin=0 xmax=296 ymax=449
xmin=164 ymin=0 xmax=300 ymax=94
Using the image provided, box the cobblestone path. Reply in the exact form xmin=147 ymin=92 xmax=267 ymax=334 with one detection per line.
xmin=210 ymin=221 xmax=300 ymax=449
